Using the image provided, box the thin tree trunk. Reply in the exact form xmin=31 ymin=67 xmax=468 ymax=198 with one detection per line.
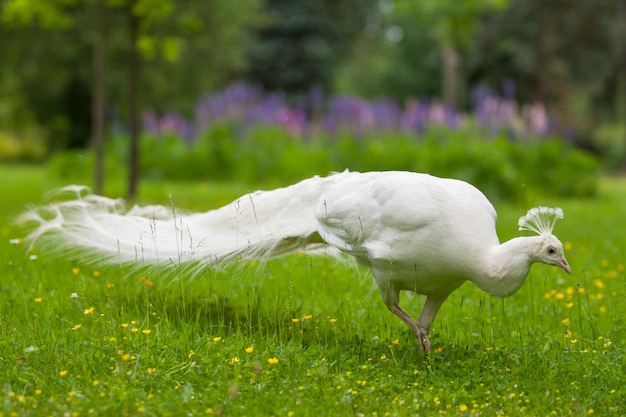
xmin=127 ymin=4 xmax=140 ymax=200
xmin=442 ymin=43 xmax=459 ymax=109
xmin=92 ymin=0 xmax=106 ymax=195
xmin=620 ymin=0 xmax=626 ymax=170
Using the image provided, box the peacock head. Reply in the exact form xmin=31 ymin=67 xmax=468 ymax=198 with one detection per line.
xmin=518 ymin=206 xmax=571 ymax=274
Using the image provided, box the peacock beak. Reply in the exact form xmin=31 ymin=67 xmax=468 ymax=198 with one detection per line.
xmin=558 ymin=257 xmax=572 ymax=275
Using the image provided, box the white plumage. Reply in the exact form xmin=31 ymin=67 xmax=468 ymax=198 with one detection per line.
xmin=21 ymin=171 xmax=571 ymax=352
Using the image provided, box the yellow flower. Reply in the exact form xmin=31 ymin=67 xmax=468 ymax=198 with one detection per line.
xmin=564 ymin=242 xmax=572 ymax=251
xmin=120 ymin=323 xmax=129 ymax=328
xmin=93 ymin=271 xmax=100 ymax=277
xmin=391 ymin=339 xmax=400 ymax=345
xmin=121 ymin=353 xmax=132 ymax=361
xmin=147 ymin=367 xmax=157 ymax=374
xmin=459 ymin=404 xmax=468 ymax=412
xmin=188 ymin=350 xmax=196 ymax=358
xmin=593 ymin=279 xmax=604 ymax=289
xmin=328 ymin=318 xmax=337 ymax=323
xmin=570 ymin=339 xmax=578 ymax=344
xmin=304 ymin=314 xmax=313 ymax=320
xmin=84 ymin=307 xmax=95 ymax=315
xmin=228 ymin=357 xmax=240 ymax=365
xmin=72 ymin=267 xmax=80 ymax=275
xmin=131 ymin=328 xmax=139 ymax=333
xmin=561 ymin=318 xmax=570 ymax=325
xmin=139 ymin=276 xmax=154 ymax=286
xmin=72 ymin=323 xmax=82 ymax=331
xmin=291 ymin=318 xmax=300 ymax=323
xmin=34 ymin=297 xmax=43 ymax=303
xmin=245 ymin=346 xmax=254 ymax=353
xmin=267 ymin=357 xmax=279 ymax=365
xmin=212 ymin=336 xmax=221 ymax=343
xmin=92 ymin=380 xmax=100 ymax=386
xmin=141 ymin=329 xmax=152 ymax=335
xmin=59 ymin=370 xmax=69 ymax=377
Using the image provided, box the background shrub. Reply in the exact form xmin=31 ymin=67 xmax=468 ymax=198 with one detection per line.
xmin=48 ymin=123 xmax=600 ymax=202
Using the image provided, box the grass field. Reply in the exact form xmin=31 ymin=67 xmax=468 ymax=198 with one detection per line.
xmin=1 ymin=165 xmax=624 ymax=416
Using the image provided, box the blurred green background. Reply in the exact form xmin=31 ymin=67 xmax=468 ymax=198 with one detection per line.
xmin=0 ymin=0 xmax=623 ymax=201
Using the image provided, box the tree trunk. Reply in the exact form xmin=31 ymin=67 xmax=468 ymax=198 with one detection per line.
xmin=92 ymin=0 xmax=106 ymax=195
xmin=442 ymin=43 xmax=460 ymax=109
xmin=620 ymin=0 xmax=626 ymax=170
xmin=127 ymin=4 xmax=140 ymax=200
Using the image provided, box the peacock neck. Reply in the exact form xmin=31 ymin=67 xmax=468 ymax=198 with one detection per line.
xmin=471 ymin=236 xmax=542 ymax=298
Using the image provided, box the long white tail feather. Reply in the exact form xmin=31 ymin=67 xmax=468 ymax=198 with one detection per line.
xmin=20 ymin=174 xmax=349 ymax=269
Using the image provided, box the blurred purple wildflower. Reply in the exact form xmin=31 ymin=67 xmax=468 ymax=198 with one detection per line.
xmin=142 ymin=82 xmax=551 ymax=142
xmin=143 ymin=110 xmax=195 ymax=143
xmin=472 ymin=85 xmax=550 ymax=138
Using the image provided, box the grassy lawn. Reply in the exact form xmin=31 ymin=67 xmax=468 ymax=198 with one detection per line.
xmin=1 ymin=164 xmax=624 ymax=416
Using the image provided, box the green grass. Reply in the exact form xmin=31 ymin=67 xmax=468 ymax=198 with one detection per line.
xmin=1 ymin=165 xmax=625 ymax=416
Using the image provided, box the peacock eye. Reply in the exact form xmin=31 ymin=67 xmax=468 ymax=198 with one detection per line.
xmin=547 ymin=247 xmax=556 ymax=255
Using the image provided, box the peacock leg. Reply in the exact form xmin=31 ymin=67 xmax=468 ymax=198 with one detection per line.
xmin=386 ymin=295 xmax=447 ymax=354
xmin=387 ymin=303 xmax=432 ymax=353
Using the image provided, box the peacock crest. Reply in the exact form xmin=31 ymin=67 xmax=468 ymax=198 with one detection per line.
xmin=518 ymin=206 xmax=564 ymax=236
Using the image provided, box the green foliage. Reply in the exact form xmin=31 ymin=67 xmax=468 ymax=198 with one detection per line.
xmin=1 ymin=165 xmax=625 ymax=416
xmin=396 ymin=0 xmax=509 ymax=49
xmin=246 ymin=0 xmax=374 ymax=101
xmin=48 ymin=125 xmax=600 ymax=201
xmin=595 ymin=122 xmax=626 ymax=170
xmin=133 ymin=0 xmax=174 ymax=22
xmin=1 ymin=0 xmax=73 ymax=29
xmin=517 ymin=139 xmax=600 ymax=198
xmin=0 ymin=129 xmax=46 ymax=161
xmin=0 ymin=0 xmax=264 ymax=151
xmin=334 ymin=15 xmax=442 ymax=101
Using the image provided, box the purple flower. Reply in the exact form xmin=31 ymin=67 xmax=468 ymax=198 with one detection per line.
xmin=141 ymin=82 xmax=552 ymax=143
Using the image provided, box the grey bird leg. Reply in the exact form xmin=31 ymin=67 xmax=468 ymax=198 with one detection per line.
xmin=386 ymin=296 xmax=447 ymax=354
